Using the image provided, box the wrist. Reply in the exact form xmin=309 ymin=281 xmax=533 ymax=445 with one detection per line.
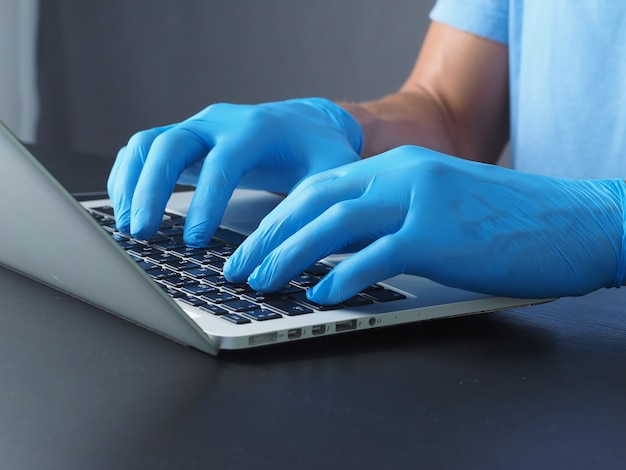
xmin=338 ymin=102 xmax=376 ymax=158
xmin=283 ymin=98 xmax=363 ymax=156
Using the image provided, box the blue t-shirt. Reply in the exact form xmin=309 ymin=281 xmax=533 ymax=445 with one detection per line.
xmin=430 ymin=0 xmax=626 ymax=179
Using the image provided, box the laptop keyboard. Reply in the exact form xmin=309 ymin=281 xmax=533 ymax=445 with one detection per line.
xmin=87 ymin=206 xmax=405 ymax=325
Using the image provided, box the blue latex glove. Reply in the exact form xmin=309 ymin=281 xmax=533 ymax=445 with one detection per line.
xmin=106 ymin=98 xmax=362 ymax=245
xmin=224 ymin=146 xmax=626 ymax=304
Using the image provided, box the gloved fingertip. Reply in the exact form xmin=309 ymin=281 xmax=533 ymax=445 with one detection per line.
xmin=246 ymin=268 xmax=265 ymax=291
xmin=222 ymin=256 xmax=248 ymax=283
xmin=306 ymin=281 xmax=336 ymax=306
xmin=111 ymin=207 xmax=129 ymax=233
xmin=183 ymin=230 xmax=210 ymax=249
xmin=221 ymin=258 xmax=234 ymax=276
xmin=248 ymin=264 xmax=282 ymax=293
xmin=112 ymin=197 xmax=132 ymax=234
xmin=131 ymin=207 xmax=167 ymax=240
xmin=130 ymin=224 xmax=158 ymax=241
xmin=115 ymin=219 xmax=131 ymax=235
xmin=182 ymin=217 xmax=215 ymax=248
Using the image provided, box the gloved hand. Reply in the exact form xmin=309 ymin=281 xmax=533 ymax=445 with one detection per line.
xmin=224 ymin=145 xmax=626 ymax=304
xmin=106 ymin=98 xmax=362 ymax=245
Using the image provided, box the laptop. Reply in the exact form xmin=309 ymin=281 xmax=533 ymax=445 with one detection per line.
xmin=0 ymin=120 xmax=553 ymax=355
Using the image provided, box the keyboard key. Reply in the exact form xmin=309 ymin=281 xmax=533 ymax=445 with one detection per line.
xmin=222 ymin=313 xmax=251 ymax=324
xmin=163 ymin=257 xmax=199 ymax=271
xmin=242 ymin=291 xmax=285 ymax=303
xmin=161 ymin=275 xmax=197 ymax=288
xmin=157 ymin=227 xmax=185 ymax=238
xmin=204 ymin=275 xmax=228 ymax=287
xmin=209 ymin=244 xmax=235 ymax=257
xmin=188 ymin=253 xmax=226 ymax=271
xmin=146 ymin=267 xmax=178 ymax=281
xmin=159 ymin=216 xmax=186 ymax=228
xmin=290 ymin=274 xmax=319 ymax=288
xmin=223 ymin=299 xmax=260 ymax=312
xmin=170 ymin=246 xmax=209 ymax=258
xmin=111 ymin=234 xmax=138 ymax=250
xmin=243 ymin=309 xmax=282 ymax=321
xmin=89 ymin=213 xmax=108 ymax=224
xmin=184 ymin=266 xmax=219 ymax=279
xmin=200 ymin=290 xmax=238 ymax=304
xmin=157 ymin=284 xmax=185 ymax=298
xmin=101 ymin=223 xmax=118 ymax=233
xmin=343 ymin=295 xmax=374 ymax=307
xmin=199 ymin=304 xmax=228 ymax=316
xmin=179 ymin=295 xmax=207 ymax=307
xmin=181 ymin=284 xmax=217 ymax=296
xmin=146 ymin=252 xmax=178 ymax=264
xmin=128 ymin=245 xmax=163 ymax=257
xmin=264 ymin=299 xmax=313 ymax=316
xmin=90 ymin=206 xmax=116 ymax=217
xmin=240 ymin=285 xmax=299 ymax=304
xmin=362 ymin=288 xmax=406 ymax=302
xmin=152 ymin=239 xmax=186 ymax=251
xmin=277 ymin=285 xmax=304 ymax=295
xmin=136 ymin=260 xmax=159 ymax=271
xmin=288 ymin=291 xmax=343 ymax=311
xmin=145 ymin=236 xmax=171 ymax=244
xmin=304 ymin=262 xmax=333 ymax=277
xmin=362 ymin=284 xmax=384 ymax=292
xmin=222 ymin=282 xmax=254 ymax=295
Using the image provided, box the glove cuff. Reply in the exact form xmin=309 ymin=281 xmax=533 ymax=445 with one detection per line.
xmin=287 ymin=97 xmax=363 ymax=156
xmin=611 ymin=179 xmax=626 ymax=287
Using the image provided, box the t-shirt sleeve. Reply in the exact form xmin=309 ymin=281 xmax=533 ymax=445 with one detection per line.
xmin=430 ymin=0 xmax=509 ymax=44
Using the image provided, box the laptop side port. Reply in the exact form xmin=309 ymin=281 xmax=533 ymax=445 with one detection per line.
xmin=335 ymin=319 xmax=357 ymax=332
xmin=287 ymin=328 xmax=302 ymax=340
xmin=311 ymin=324 xmax=326 ymax=336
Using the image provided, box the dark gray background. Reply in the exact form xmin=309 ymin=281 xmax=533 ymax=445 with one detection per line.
xmin=36 ymin=1 xmax=436 ymax=158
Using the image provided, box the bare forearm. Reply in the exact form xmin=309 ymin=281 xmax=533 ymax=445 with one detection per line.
xmin=340 ymin=22 xmax=510 ymax=164
xmin=340 ymin=89 xmax=456 ymax=159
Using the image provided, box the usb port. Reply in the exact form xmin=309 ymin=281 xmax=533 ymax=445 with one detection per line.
xmin=311 ymin=324 xmax=326 ymax=336
xmin=335 ymin=320 xmax=357 ymax=332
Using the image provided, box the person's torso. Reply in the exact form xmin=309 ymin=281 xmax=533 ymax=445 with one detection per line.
xmin=509 ymin=1 xmax=626 ymax=178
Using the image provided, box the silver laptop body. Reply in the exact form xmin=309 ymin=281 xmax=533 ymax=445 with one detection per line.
xmin=0 ymin=121 xmax=552 ymax=355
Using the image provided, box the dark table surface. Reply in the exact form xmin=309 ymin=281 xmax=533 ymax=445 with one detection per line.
xmin=1 ymin=146 xmax=625 ymax=470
